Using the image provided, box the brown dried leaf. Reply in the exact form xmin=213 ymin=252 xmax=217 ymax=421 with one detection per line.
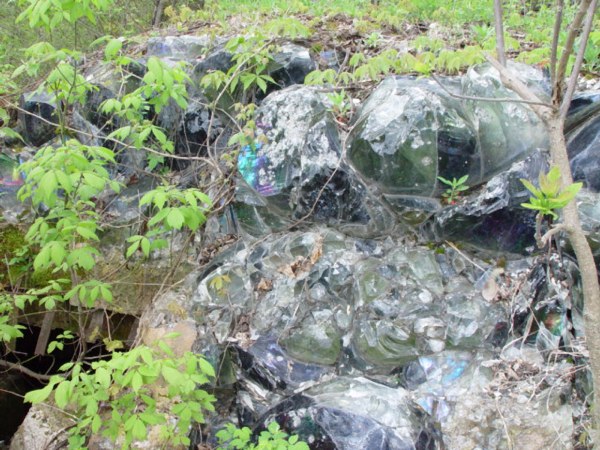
xmin=256 ymin=278 xmax=273 ymax=292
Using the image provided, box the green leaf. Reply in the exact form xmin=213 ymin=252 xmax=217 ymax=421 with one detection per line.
xmin=126 ymin=239 xmax=140 ymax=258
xmin=82 ymin=172 xmax=106 ymax=191
xmin=95 ymin=367 xmax=111 ymax=389
xmin=437 ymin=176 xmax=451 ymax=186
xmin=140 ymin=237 xmax=150 ymax=256
xmin=161 ymin=365 xmax=183 ymax=385
xmin=37 ymin=171 xmax=58 ymax=204
xmin=256 ymin=76 xmax=268 ymax=93
xmin=148 ymin=208 xmax=169 ymax=228
xmin=100 ymin=285 xmax=113 ymax=303
xmin=152 ymin=127 xmax=167 ymax=145
xmin=267 ymin=421 xmax=280 ymax=433
xmin=91 ymin=414 xmax=102 ymax=433
xmin=520 ymin=178 xmax=542 ymax=198
xmin=47 ymin=341 xmax=61 ymax=353
xmin=147 ymin=57 xmax=164 ymax=84
xmin=132 ymin=417 xmax=147 ymax=440
xmin=85 ymin=398 xmax=99 ymax=416
xmin=76 ymin=226 xmax=99 ymax=241
xmin=105 ymin=38 xmax=123 ymax=60
xmin=556 ymin=182 xmax=582 ymax=202
xmin=24 ymin=383 xmax=54 ymax=404
xmin=131 ymin=371 xmax=143 ymax=392
xmin=157 ymin=340 xmax=175 ymax=357
xmin=50 ymin=243 xmax=66 ymax=267
xmin=199 ymin=358 xmax=215 ymax=378
xmin=54 ymin=381 xmax=70 ymax=408
xmin=166 ymin=208 xmax=185 ymax=229
xmin=539 ymin=168 xmax=561 ymax=197
xmin=241 ymin=73 xmax=256 ymax=91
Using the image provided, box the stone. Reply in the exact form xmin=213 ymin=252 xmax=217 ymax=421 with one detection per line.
xmin=576 ymin=189 xmax=600 ymax=258
xmin=235 ymin=85 xmax=393 ymax=236
xmin=566 ymin=91 xmax=600 ymax=133
xmin=258 ymin=43 xmax=316 ymax=100
xmin=255 ymin=377 xmax=443 ymax=450
xmin=146 ymin=35 xmax=215 ymax=60
xmin=192 ymin=230 xmax=507 ymax=377
xmin=435 ymin=348 xmax=574 ymax=450
xmin=171 ymin=96 xmax=231 ymax=170
xmin=9 ymin=404 xmax=73 ymax=450
xmin=424 ymin=149 xmax=547 ymax=254
xmin=0 ymin=151 xmax=26 ymax=224
xmin=346 ymin=66 xmax=547 ymax=212
xmin=83 ymin=61 xmax=146 ymax=129
xmin=567 ymin=110 xmax=600 ymax=192
xmin=18 ymin=91 xmax=58 ymax=147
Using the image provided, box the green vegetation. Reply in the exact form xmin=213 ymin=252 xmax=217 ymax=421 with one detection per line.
xmin=25 ymin=342 xmax=217 ymax=448
xmin=437 ymin=175 xmax=470 ymax=205
xmin=521 ymin=167 xmax=583 ymax=220
xmin=0 ymin=0 xmax=311 ymax=447
xmin=216 ymin=422 xmax=310 ymax=450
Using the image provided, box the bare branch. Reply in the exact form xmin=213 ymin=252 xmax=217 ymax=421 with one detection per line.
xmin=559 ymin=0 xmax=599 ymax=120
xmin=11 ymin=103 xmax=219 ymax=166
xmin=549 ymin=0 xmax=565 ymax=85
xmin=152 ymin=0 xmax=167 ymax=27
xmin=34 ymin=311 xmax=55 ymax=356
xmin=540 ymin=222 xmax=574 ymax=247
xmin=0 ymin=359 xmax=54 ymax=381
xmin=430 ymin=73 xmax=553 ymax=108
xmin=484 ymin=55 xmax=555 ymax=119
xmin=554 ymin=0 xmax=592 ymax=102
xmin=493 ymin=0 xmax=506 ymax=66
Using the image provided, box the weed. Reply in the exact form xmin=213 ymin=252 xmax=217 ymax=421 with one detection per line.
xmin=437 ymin=174 xmax=470 ymax=205
xmin=521 ymin=167 xmax=582 ymax=220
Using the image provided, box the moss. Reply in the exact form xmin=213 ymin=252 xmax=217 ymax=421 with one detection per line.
xmin=0 ymin=225 xmax=27 ymax=285
xmin=93 ymin=247 xmax=194 ymax=315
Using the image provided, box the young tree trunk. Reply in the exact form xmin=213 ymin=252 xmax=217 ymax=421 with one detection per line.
xmin=491 ymin=0 xmax=600 ymax=440
xmin=152 ymin=0 xmax=168 ymax=27
xmin=548 ymin=119 xmax=600 ymax=439
xmin=493 ymin=0 xmax=506 ymax=66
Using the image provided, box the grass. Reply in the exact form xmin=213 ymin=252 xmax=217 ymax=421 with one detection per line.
xmin=0 ymin=0 xmax=597 ymax=97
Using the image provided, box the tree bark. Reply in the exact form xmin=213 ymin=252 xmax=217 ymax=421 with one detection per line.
xmin=152 ymin=0 xmax=168 ymax=27
xmin=493 ymin=0 xmax=506 ymax=66
xmin=490 ymin=0 xmax=600 ymax=438
xmin=547 ymin=120 xmax=600 ymax=439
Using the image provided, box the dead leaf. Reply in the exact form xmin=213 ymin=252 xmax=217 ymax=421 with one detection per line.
xmin=278 ymin=256 xmax=305 ymax=278
xmin=481 ymin=268 xmax=505 ymax=301
xmin=309 ymin=235 xmax=323 ymax=264
xmin=256 ymin=278 xmax=273 ymax=292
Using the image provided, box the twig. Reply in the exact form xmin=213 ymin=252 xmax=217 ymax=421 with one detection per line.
xmin=549 ymin=0 xmax=564 ymax=85
xmin=444 ymin=240 xmax=487 ymax=271
xmin=554 ymin=0 xmax=592 ymax=100
xmin=34 ymin=311 xmax=55 ymax=356
xmin=484 ymin=55 xmax=555 ymax=120
xmin=540 ymin=222 xmax=575 ymax=247
xmin=559 ymin=0 xmax=598 ymax=120
xmin=0 ymin=359 xmax=54 ymax=381
xmin=430 ymin=72 xmax=553 ymax=108
xmin=495 ymin=395 xmax=513 ymax=450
